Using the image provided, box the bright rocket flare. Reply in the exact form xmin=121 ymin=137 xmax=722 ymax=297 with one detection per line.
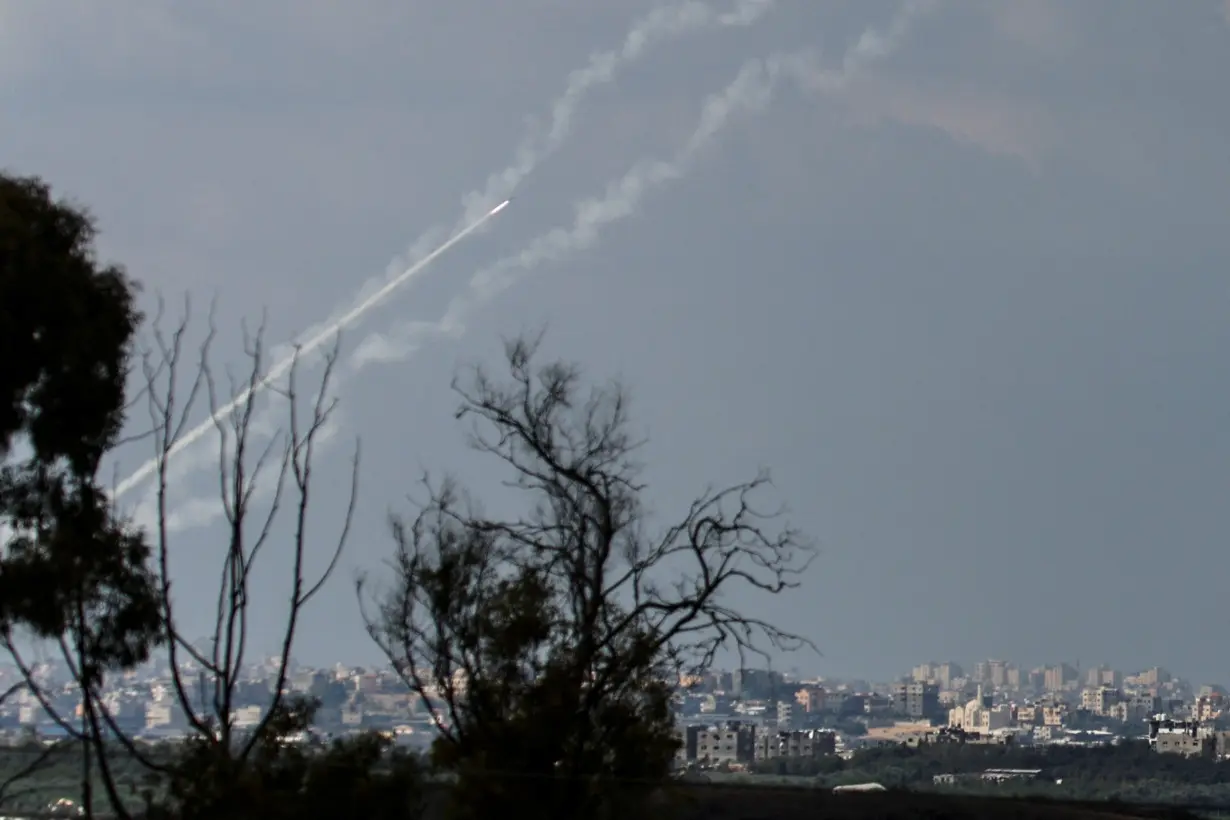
xmin=114 ymin=200 xmax=512 ymax=499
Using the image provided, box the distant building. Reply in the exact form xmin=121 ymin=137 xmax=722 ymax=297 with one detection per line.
xmin=230 ymin=705 xmax=262 ymax=728
xmin=949 ymin=686 xmax=1011 ymax=732
xmin=732 ymin=669 xmax=783 ymax=700
xmin=698 ymin=694 xmax=732 ymax=714
xmin=1136 ymin=667 xmax=1173 ymax=687
xmin=1080 ymin=686 xmax=1121 ymax=716
xmin=1015 ymin=704 xmax=1040 ymax=726
xmin=676 ymin=725 xmax=704 ymax=764
xmin=144 ymin=700 xmax=185 ymax=731
xmin=1150 ymin=717 xmax=1214 ymax=758
xmin=906 ymin=725 xmax=1017 ymax=749
xmin=1194 ymin=693 xmax=1226 ymax=722
xmin=1043 ymin=664 xmax=1078 ymax=692
xmin=695 ymin=722 xmax=756 ymax=765
xmin=891 ymin=681 xmax=940 ymax=720
xmin=937 ymin=663 xmax=964 ymax=689
xmin=754 ymin=729 xmax=836 ymax=761
xmin=827 ymin=691 xmax=866 ymax=716
xmin=1041 ymin=703 xmax=1068 ymax=727
xmin=794 ymin=687 xmax=825 ymax=713
xmin=972 ymin=661 xmax=989 ymax=683
xmin=776 ymin=701 xmax=800 ymax=730
xmin=1109 ymin=693 xmax=1161 ymax=724
xmin=1085 ymin=665 xmax=1122 ymax=688
xmin=987 ymin=660 xmax=1009 ymax=689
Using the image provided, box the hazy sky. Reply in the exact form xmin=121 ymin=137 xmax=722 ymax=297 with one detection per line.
xmin=4 ymin=0 xmax=1230 ymax=684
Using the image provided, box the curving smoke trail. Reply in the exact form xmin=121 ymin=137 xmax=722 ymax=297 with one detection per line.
xmin=112 ymin=0 xmax=781 ymax=502
xmin=348 ymin=54 xmax=788 ymax=368
xmin=318 ymin=0 xmax=781 ymax=330
xmin=129 ymin=0 xmax=938 ymax=532
xmin=454 ymin=0 xmax=778 ymax=227
xmin=351 ymin=0 xmax=938 ymax=371
xmin=303 ymin=0 xmax=782 ymax=343
xmin=139 ymin=0 xmax=936 ymax=534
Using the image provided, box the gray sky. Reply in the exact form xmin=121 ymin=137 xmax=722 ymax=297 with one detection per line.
xmin=4 ymin=0 xmax=1230 ymax=683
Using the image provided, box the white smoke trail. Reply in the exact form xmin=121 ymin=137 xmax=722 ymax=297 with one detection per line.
xmin=130 ymin=0 xmax=931 ymax=533
xmin=316 ymin=0 xmax=783 ymax=349
xmin=127 ymin=404 xmax=346 ymax=536
xmin=113 ymin=204 xmax=506 ymax=501
xmin=111 ymin=0 xmax=779 ymax=504
xmin=306 ymin=0 xmax=781 ymax=354
xmin=352 ymin=0 xmax=937 ymax=370
xmin=455 ymin=0 xmax=778 ymax=226
xmin=348 ymin=57 xmax=787 ymax=367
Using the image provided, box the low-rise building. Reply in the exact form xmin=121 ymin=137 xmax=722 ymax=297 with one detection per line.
xmin=1041 ymin=703 xmax=1068 ymax=726
xmin=675 ymin=725 xmax=704 ymax=765
xmin=1015 ymin=704 xmax=1039 ymax=726
xmin=1150 ymin=717 xmax=1214 ymax=758
xmin=1109 ymin=692 xmax=1161 ymax=723
xmin=695 ymin=722 xmax=756 ymax=765
xmin=753 ymin=729 xmax=836 ymax=761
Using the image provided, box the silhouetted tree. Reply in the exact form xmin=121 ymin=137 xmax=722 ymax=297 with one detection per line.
xmin=362 ymin=333 xmax=816 ymax=820
xmin=0 ymin=171 xmax=162 ymax=816
xmin=100 ymin=303 xmax=391 ymax=818
xmin=1 ymin=172 xmax=421 ymax=819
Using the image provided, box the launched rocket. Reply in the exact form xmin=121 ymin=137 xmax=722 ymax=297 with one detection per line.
xmin=114 ymin=199 xmax=513 ymax=499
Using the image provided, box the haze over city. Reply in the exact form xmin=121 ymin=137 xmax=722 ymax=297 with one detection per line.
xmin=3 ymin=0 xmax=1230 ymax=683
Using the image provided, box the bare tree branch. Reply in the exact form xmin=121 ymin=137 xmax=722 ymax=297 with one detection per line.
xmin=2 ymin=633 xmax=85 ymax=742
xmin=96 ymin=302 xmax=361 ymax=813
xmin=362 ymin=332 xmax=816 ymax=820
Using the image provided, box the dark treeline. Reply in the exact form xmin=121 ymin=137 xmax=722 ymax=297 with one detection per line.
xmin=753 ymin=740 xmax=1230 ymax=806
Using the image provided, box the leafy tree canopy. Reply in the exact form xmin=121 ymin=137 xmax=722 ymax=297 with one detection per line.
xmin=0 ymin=172 xmax=139 ymax=473
xmin=0 ymin=171 xmax=159 ymax=673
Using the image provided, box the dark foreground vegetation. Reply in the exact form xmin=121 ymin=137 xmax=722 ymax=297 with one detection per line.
xmin=669 ymin=783 xmax=1207 ymax=820
xmin=0 ymin=740 xmax=1212 ymax=820
xmin=1 ymin=171 xmax=1215 ymax=820
xmin=752 ymin=739 xmax=1230 ymax=806
xmin=508 ymin=785 xmax=1213 ymax=820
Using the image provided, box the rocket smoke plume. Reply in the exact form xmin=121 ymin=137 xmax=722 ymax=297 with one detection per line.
xmin=111 ymin=0 xmax=778 ymax=502
xmin=112 ymin=203 xmax=509 ymax=500
xmin=320 ymin=0 xmax=781 ymax=339
xmin=132 ymin=0 xmax=935 ymax=536
xmin=320 ymin=0 xmax=780 ymax=339
xmin=351 ymin=0 xmax=937 ymax=370
xmin=454 ymin=0 xmax=777 ymax=227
